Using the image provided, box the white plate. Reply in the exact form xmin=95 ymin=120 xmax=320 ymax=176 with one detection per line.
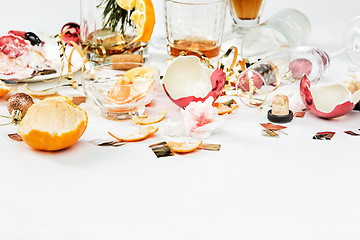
xmin=1 ymin=35 xmax=83 ymax=83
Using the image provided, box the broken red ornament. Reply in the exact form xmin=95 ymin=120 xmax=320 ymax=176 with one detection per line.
xmin=162 ymin=56 xmax=226 ymax=108
xmin=313 ymin=131 xmax=335 ymax=140
xmin=344 ymin=130 xmax=360 ymax=136
xmin=300 ymin=75 xmax=360 ymax=118
xmin=61 ymin=22 xmax=80 ymax=45
xmin=260 ymin=122 xmax=287 ymax=131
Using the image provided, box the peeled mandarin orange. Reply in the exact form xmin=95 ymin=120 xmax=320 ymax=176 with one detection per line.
xmin=0 ymin=80 xmax=11 ymax=97
xmin=167 ymin=141 xmax=203 ymax=153
xmin=130 ymin=0 xmax=155 ymax=43
xmin=18 ymin=96 xmax=88 ymax=151
xmin=108 ymin=125 xmax=158 ymax=142
xmin=116 ymin=0 xmax=136 ymax=10
xmin=132 ymin=109 xmax=168 ymax=125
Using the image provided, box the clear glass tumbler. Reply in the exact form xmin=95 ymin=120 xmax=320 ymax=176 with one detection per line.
xmin=164 ymin=0 xmax=227 ymax=59
xmin=80 ymin=0 xmax=149 ymax=63
xmin=241 ymin=8 xmax=311 ymax=60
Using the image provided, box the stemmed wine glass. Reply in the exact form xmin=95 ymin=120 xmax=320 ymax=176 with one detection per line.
xmin=330 ymin=16 xmax=360 ymax=66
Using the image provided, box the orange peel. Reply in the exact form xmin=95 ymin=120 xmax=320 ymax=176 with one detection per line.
xmin=18 ymin=96 xmax=88 ymax=151
xmin=167 ymin=141 xmax=203 ymax=153
xmin=108 ymin=125 xmax=158 ymax=142
xmin=132 ymin=109 xmax=168 ymax=125
xmin=213 ymin=102 xmax=238 ymax=115
xmin=0 ymin=80 xmax=11 ymax=97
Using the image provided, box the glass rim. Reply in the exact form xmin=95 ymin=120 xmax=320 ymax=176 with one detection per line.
xmin=165 ymin=0 xmax=225 ymax=6
xmin=82 ymin=63 xmax=160 ymax=85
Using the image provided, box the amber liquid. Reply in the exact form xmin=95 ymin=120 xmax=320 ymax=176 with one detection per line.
xmin=82 ymin=30 xmax=146 ymax=58
xmin=228 ymin=0 xmax=263 ymax=20
xmin=167 ymin=40 xmax=221 ymax=58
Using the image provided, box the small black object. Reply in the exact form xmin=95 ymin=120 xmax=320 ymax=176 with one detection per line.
xmin=25 ymin=32 xmax=42 ymax=46
xmin=267 ymin=110 xmax=293 ymax=123
xmin=353 ymin=102 xmax=360 ymax=111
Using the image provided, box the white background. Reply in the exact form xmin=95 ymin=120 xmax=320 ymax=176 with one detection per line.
xmin=1 ymin=1 xmax=360 ymax=240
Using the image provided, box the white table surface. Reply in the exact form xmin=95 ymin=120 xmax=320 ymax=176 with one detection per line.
xmin=1 ymin=0 xmax=360 ymax=239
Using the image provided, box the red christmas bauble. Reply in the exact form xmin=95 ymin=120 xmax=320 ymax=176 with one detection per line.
xmin=61 ymin=22 xmax=80 ymax=45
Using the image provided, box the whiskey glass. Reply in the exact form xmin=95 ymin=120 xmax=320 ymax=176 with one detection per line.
xmin=164 ymin=0 xmax=227 ymax=58
xmin=227 ymin=0 xmax=266 ymax=35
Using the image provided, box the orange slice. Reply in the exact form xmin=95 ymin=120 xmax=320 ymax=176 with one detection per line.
xmin=130 ymin=0 xmax=155 ymax=42
xmin=132 ymin=109 xmax=168 ymax=125
xmin=116 ymin=0 xmax=136 ymax=10
xmin=106 ymin=76 xmax=132 ymax=103
xmin=0 ymin=80 xmax=11 ymax=97
xmin=124 ymin=66 xmax=157 ymax=82
xmin=18 ymin=96 xmax=88 ymax=151
xmin=213 ymin=102 xmax=238 ymax=115
xmin=105 ymin=66 xmax=157 ymax=105
xmin=108 ymin=125 xmax=158 ymax=142
xmin=167 ymin=141 xmax=203 ymax=153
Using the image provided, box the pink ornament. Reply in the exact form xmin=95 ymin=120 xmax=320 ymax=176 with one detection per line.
xmin=61 ymin=22 xmax=80 ymax=45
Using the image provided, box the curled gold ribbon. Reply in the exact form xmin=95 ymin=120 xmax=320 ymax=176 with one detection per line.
xmin=217 ymin=46 xmax=238 ymax=71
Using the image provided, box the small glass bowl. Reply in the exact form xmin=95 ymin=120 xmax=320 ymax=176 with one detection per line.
xmin=82 ymin=63 xmax=160 ymax=120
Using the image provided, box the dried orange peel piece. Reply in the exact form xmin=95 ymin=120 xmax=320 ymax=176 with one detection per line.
xmin=167 ymin=141 xmax=203 ymax=153
xmin=108 ymin=125 xmax=158 ymax=142
xmin=0 ymin=80 xmax=11 ymax=97
xmin=213 ymin=102 xmax=238 ymax=115
xmin=132 ymin=109 xmax=168 ymax=125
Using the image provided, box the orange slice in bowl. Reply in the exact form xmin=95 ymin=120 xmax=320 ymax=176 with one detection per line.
xmin=124 ymin=66 xmax=157 ymax=81
xmin=167 ymin=141 xmax=203 ymax=153
xmin=0 ymin=80 xmax=11 ymax=97
xmin=130 ymin=0 xmax=155 ymax=43
xmin=108 ymin=125 xmax=158 ymax=142
xmin=132 ymin=109 xmax=168 ymax=125
xmin=106 ymin=76 xmax=132 ymax=103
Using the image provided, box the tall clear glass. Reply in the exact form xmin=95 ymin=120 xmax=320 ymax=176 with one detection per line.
xmin=80 ymin=0 xmax=148 ymax=63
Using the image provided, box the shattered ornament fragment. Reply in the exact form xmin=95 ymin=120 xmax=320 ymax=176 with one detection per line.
xmin=163 ymin=56 xmax=226 ymax=108
xmin=300 ymin=75 xmax=360 ymax=118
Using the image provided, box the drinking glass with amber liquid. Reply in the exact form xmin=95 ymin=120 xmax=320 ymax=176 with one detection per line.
xmin=228 ymin=0 xmax=266 ymax=35
xmin=165 ymin=0 xmax=227 ymax=59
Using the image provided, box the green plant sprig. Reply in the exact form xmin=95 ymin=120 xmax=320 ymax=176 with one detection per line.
xmin=98 ymin=0 xmax=135 ymax=34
